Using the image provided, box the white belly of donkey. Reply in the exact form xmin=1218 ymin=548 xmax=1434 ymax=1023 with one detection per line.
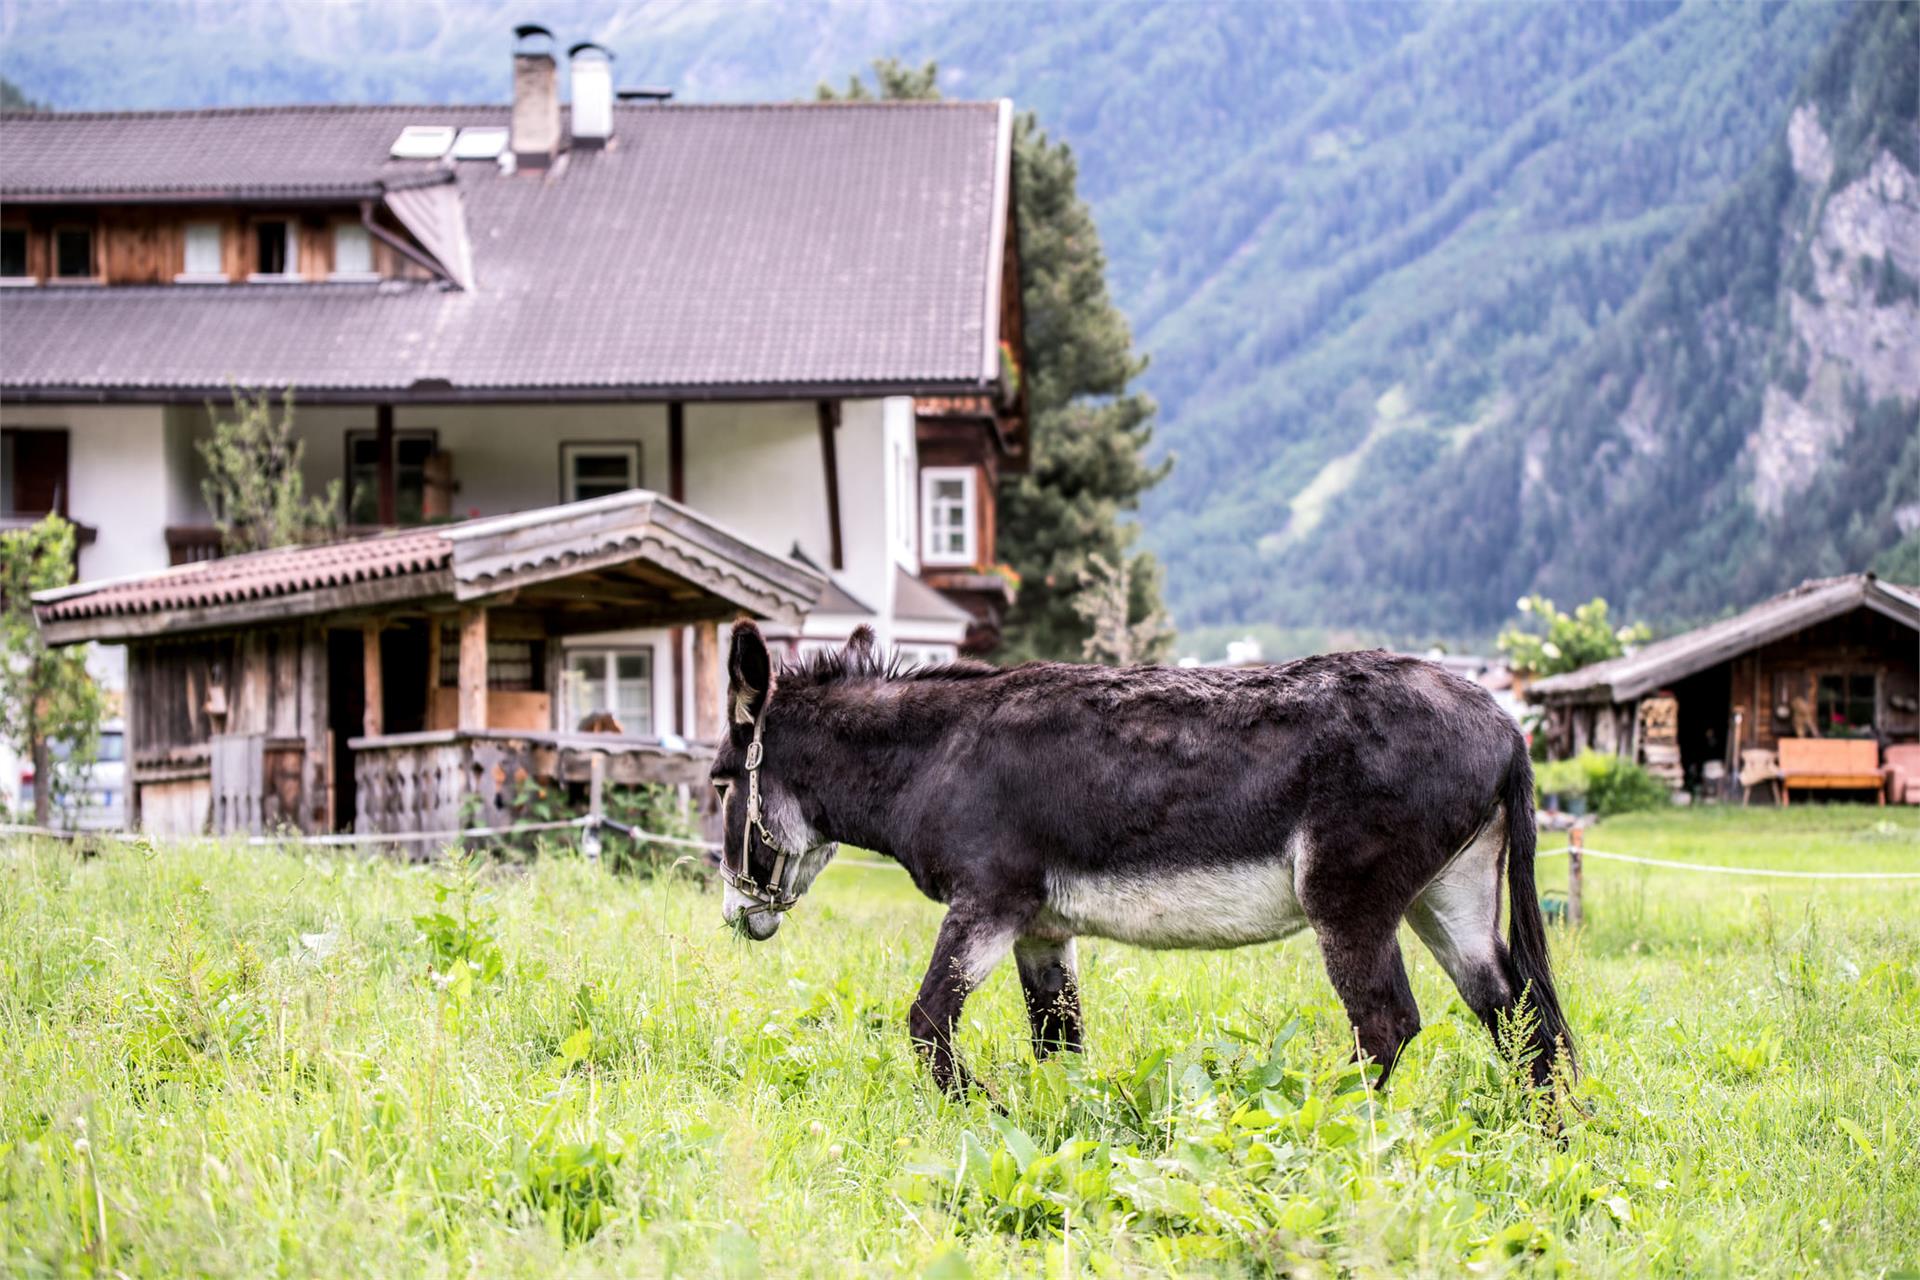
xmin=1042 ymin=857 xmax=1309 ymax=950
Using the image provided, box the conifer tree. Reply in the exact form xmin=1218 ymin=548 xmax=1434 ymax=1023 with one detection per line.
xmin=821 ymin=61 xmax=1172 ymax=662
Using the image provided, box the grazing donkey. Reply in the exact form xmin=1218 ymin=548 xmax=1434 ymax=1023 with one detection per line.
xmin=711 ymin=623 xmax=1574 ymax=1094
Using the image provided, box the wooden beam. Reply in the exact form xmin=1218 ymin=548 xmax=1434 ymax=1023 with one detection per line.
xmin=668 ymin=401 xmax=686 ymax=503
xmin=375 ymin=403 xmax=396 ymax=526
xmin=361 ymin=623 xmax=383 ymax=738
xmin=818 ymin=399 xmax=844 ymax=571
xmin=458 ymin=605 xmax=488 ymax=732
xmin=425 ymin=616 xmax=442 ymax=693
xmin=691 ymin=619 xmax=723 ymax=743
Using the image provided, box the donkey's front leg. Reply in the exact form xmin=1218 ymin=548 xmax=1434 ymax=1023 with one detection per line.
xmin=1014 ymin=936 xmax=1082 ymax=1059
xmin=910 ymin=906 xmax=1016 ymax=1095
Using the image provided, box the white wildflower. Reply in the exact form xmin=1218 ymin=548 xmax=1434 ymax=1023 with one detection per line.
xmin=1516 ymin=597 xmax=1533 ymax=614
xmin=1541 ymin=642 xmax=1562 ymax=659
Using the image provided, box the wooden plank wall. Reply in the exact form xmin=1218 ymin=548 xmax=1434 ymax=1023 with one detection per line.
xmin=1729 ymin=609 xmax=1918 ymax=751
xmin=3 ymin=207 xmax=406 ymax=285
xmin=131 ymin=626 xmax=330 ymax=833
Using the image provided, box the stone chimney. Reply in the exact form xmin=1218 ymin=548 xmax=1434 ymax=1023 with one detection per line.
xmin=511 ymin=24 xmax=561 ymax=169
xmin=569 ymin=42 xmax=614 ymax=149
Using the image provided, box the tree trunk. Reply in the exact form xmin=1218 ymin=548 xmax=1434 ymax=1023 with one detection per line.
xmin=31 ymin=731 xmax=51 ymax=828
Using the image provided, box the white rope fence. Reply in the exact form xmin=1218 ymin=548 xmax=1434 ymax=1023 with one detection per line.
xmin=1534 ymin=845 xmax=1920 ymax=880
xmin=5 ymin=826 xmax=1914 ymax=881
xmin=0 ymin=817 xmax=723 ymax=856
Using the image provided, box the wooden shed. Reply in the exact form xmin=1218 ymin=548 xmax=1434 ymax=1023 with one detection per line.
xmin=32 ymin=492 xmax=823 ymax=837
xmin=1526 ymin=574 xmax=1919 ymax=795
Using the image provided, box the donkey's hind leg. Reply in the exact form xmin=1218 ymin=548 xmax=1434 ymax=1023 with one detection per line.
xmin=1014 ymin=936 xmax=1082 ymax=1058
xmin=1313 ymin=927 xmax=1422 ymax=1086
xmin=1406 ymin=823 xmax=1552 ymax=1084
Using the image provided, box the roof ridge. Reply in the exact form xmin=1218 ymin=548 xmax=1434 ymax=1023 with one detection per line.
xmin=2 ymin=99 xmax=1000 ymax=124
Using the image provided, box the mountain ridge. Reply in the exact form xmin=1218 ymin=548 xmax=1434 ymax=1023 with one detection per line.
xmin=3 ymin=0 xmax=1909 ymax=647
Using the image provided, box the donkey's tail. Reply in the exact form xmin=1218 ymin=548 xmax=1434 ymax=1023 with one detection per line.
xmin=1502 ymin=743 xmax=1577 ymax=1076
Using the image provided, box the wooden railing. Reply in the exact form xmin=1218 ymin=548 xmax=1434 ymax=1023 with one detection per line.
xmin=165 ymin=525 xmax=224 ymax=565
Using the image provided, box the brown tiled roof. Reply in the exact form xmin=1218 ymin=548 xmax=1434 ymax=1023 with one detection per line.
xmin=1527 ymin=574 xmax=1920 ymax=704
xmin=0 ymin=101 xmax=1012 ymax=397
xmin=35 ymin=527 xmax=450 ymax=622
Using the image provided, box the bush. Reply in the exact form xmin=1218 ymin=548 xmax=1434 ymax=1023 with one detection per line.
xmin=1535 ymin=750 xmax=1669 ymax=816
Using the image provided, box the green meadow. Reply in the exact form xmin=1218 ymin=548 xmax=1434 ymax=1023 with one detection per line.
xmin=2 ymin=805 xmax=1916 ymax=1277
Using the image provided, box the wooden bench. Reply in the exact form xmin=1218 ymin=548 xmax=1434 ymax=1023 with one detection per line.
xmin=1776 ymin=738 xmax=1883 ymax=807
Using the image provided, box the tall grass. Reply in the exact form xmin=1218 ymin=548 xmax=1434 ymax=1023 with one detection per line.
xmin=2 ymin=806 xmax=1915 ymax=1276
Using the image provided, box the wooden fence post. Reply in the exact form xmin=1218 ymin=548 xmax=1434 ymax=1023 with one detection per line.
xmin=584 ymin=751 xmax=605 ymax=864
xmin=1568 ymin=824 xmax=1584 ymax=929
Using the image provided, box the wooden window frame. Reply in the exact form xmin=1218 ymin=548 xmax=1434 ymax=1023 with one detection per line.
xmin=920 ymin=466 xmax=978 ymax=567
xmin=50 ymin=222 xmax=100 ymax=283
xmin=344 ymin=427 xmax=438 ymax=525
xmin=2 ymin=426 xmax=70 ymax=517
xmin=559 ymin=441 xmax=642 ymax=504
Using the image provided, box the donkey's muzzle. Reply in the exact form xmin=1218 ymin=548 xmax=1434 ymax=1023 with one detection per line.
xmin=727 ymin=905 xmax=782 ymax=941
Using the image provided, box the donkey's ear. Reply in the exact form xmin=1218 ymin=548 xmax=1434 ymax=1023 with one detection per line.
xmin=728 ymin=620 xmax=773 ymax=726
xmin=845 ymin=625 xmax=877 ymax=669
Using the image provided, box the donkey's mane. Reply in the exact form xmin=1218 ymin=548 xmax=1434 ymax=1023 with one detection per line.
xmin=780 ymin=645 xmax=1001 ymax=688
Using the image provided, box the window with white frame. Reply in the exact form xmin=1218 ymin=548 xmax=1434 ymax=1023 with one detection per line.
xmin=332 ymin=223 xmax=375 ymax=278
xmin=562 ymin=442 xmax=640 ymax=503
xmin=179 ymin=221 xmax=223 ymax=281
xmin=920 ymin=467 xmax=976 ymax=566
xmin=251 ymin=219 xmax=296 ymax=279
xmin=563 ymin=649 xmax=653 ymax=735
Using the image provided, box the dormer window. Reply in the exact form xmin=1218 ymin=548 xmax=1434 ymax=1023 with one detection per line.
xmin=331 ymin=223 xmax=375 ymax=279
xmin=53 ymin=226 xmax=96 ymax=281
xmin=251 ymin=219 xmax=296 ymax=280
xmin=177 ymin=221 xmax=225 ymax=283
xmin=0 ymin=228 xmax=29 ymax=283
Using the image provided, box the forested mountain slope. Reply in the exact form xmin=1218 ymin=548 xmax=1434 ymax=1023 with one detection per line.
xmin=4 ymin=0 xmax=1907 ymax=642
xmin=1264 ymin=0 xmax=1918 ymax=638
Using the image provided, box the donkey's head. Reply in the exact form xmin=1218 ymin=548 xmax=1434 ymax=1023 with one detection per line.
xmin=710 ymin=621 xmax=860 ymax=940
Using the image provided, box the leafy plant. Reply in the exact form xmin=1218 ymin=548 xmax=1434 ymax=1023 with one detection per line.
xmin=197 ymin=384 xmax=340 ymax=553
xmin=414 ymin=854 xmax=505 ymax=992
xmin=509 ymin=1088 xmax=626 ymax=1245
xmin=1500 ymin=595 xmax=1650 ymax=679
xmin=1535 ymin=750 xmax=1670 ymax=816
xmin=0 ymin=514 xmax=106 ymax=827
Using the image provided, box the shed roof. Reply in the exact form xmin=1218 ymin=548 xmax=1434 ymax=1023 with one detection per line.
xmin=33 ymin=491 xmax=825 ymax=644
xmin=0 ymin=100 xmax=1014 ymax=400
xmin=1527 ymin=574 xmax=1920 ymax=705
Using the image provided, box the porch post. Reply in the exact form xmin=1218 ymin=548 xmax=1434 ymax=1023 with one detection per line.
xmin=361 ymin=623 xmax=383 ymax=737
xmin=375 ymin=403 xmax=396 ymax=526
xmin=459 ymin=605 xmax=489 ymax=732
xmin=691 ymin=619 xmax=723 ymax=743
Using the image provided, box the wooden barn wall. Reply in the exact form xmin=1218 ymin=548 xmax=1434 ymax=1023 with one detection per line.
xmin=1728 ymin=608 xmax=1918 ymax=752
xmin=129 ymin=623 xmax=330 ymax=834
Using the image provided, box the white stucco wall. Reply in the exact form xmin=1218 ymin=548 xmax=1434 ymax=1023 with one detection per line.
xmin=1 ymin=402 xmax=172 ymax=582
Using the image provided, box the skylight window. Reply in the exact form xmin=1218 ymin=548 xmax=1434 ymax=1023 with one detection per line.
xmin=451 ymin=127 xmax=509 ymax=160
xmin=390 ymin=125 xmax=456 ymax=160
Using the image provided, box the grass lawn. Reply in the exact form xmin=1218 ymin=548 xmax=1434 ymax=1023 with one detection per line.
xmin=2 ymin=805 xmax=1916 ymax=1276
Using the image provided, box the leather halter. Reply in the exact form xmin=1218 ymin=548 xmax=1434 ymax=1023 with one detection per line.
xmin=719 ymin=708 xmax=804 ymax=915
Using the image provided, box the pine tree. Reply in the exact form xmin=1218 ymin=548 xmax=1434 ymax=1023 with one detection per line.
xmin=821 ymin=61 xmax=1173 ymax=663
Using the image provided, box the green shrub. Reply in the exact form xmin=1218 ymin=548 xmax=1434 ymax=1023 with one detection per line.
xmin=1534 ymin=750 xmax=1669 ymax=816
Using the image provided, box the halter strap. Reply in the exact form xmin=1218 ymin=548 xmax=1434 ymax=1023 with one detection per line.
xmin=721 ymin=709 xmax=804 ymax=914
